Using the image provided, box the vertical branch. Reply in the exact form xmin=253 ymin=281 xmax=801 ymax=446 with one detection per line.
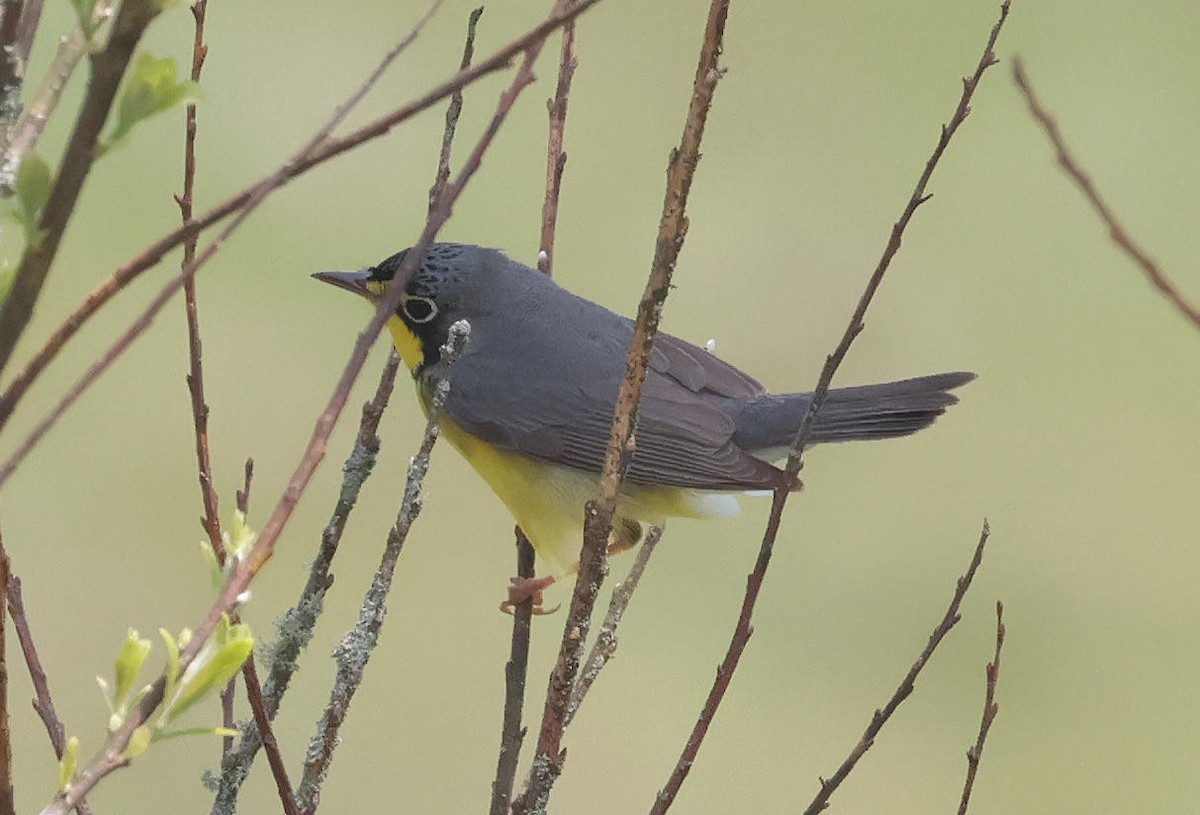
xmin=651 ymin=5 xmax=1011 ymax=812
xmin=956 ymin=600 xmax=1005 ymax=815
xmin=513 ymin=2 xmax=730 ymax=812
xmin=0 ymin=521 xmax=13 ymax=815
xmin=176 ymin=0 xmax=221 ymax=559
xmin=491 ymin=4 xmax=578 ymax=811
xmin=536 ymin=0 xmax=577 ymax=275
xmin=491 ymin=528 xmax=535 ymax=815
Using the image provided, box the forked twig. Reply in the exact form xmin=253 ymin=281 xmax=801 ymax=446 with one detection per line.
xmin=801 ymin=522 xmax=993 ymax=815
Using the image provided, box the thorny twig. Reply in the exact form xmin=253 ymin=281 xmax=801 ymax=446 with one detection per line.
xmin=651 ymin=5 xmax=1010 ymax=812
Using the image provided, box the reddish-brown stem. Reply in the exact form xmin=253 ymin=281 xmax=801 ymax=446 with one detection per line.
xmin=651 ymin=5 xmax=1010 ymax=812
xmin=512 ymin=2 xmax=730 ymax=812
xmin=537 ymin=0 xmax=578 ymax=275
xmin=801 ymin=522 xmax=993 ymax=815
xmin=957 ymin=600 xmax=1005 ymax=815
xmin=0 ymin=526 xmax=12 ymax=815
xmin=1012 ymin=58 xmax=1200 ymax=332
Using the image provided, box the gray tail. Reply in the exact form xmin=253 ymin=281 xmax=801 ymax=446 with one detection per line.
xmin=731 ymin=372 xmax=975 ymax=456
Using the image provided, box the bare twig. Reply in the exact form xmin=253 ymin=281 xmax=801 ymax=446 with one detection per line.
xmin=1012 ymin=58 xmax=1200 ymax=332
xmin=0 ymin=0 xmax=160 ymax=377
xmin=801 ymin=522 xmax=993 ymax=815
xmin=0 ymin=0 xmax=603 ymax=449
xmin=566 ymin=523 xmax=662 ymax=725
xmin=490 ymin=528 xmax=536 ymax=815
xmin=293 ymin=322 xmax=469 ymax=815
xmin=651 ymin=6 xmax=1010 ymax=812
xmin=537 ymin=0 xmax=578 ymax=275
xmin=513 ymin=2 xmax=730 ymax=812
xmin=7 ymin=574 xmax=94 ymax=815
xmin=957 ymin=600 xmax=1005 ymax=815
xmin=209 ymin=358 xmax=399 ymax=815
xmin=429 ymin=6 xmax=482 ymax=215
xmin=177 ymin=0 xmax=221 ymax=560
xmin=0 ymin=524 xmax=12 ymax=815
xmin=490 ymin=5 xmax=580 ymax=810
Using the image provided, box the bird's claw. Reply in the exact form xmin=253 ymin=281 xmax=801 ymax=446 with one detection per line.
xmin=499 ymin=574 xmax=558 ymax=615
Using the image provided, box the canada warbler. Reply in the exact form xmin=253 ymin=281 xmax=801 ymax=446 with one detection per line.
xmin=315 ymin=243 xmax=973 ymax=585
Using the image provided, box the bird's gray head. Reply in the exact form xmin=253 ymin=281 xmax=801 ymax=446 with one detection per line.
xmin=313 ymin=242 xmax=534 ymax=372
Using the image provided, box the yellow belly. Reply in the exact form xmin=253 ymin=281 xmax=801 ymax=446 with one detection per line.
xmin=387 ymin=315 xmax=740 ymax=575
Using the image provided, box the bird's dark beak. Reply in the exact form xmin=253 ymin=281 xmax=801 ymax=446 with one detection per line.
xmin=312 ymin=269 xmax=378 ymax=301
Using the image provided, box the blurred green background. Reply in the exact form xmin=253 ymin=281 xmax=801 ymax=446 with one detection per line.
xmin=3 ymin=0 xmax=1198 ymax=812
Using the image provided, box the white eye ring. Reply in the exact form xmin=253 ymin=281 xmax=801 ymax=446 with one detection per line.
xmin=402 ymin=295 xmax=438 ymax=324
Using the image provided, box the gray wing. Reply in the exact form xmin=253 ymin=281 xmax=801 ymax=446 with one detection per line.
xmin=430 ymin=295 xmax=785 ymax=491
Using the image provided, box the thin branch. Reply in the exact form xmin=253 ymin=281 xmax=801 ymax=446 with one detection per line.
xmin=0 ymin=522 xmax=12 ymax=815
xmin=293 ymin=322 xmax=469 ymax=815
xmin=0 ymin=0 xmax=26 ymax=177
xmin=1012 ymin=58 xmax=1200 ymax=332
xmin=0 ymin=0 xmax=603 ymax=444
xmin=209 ymin=357 xmax=399 ymax=815
xmin=490 ymin=529 xmax=536 ymax=815
xmin=566 ymin=523 xmax=662 ymax=725
xmin=176 ymin=0 xmax=221 ymax=560
xmin=7 ymin=574 xmax=94 ymax=815
xmin=429 ymin=6 xmax=482 ymax=215
xmin=0 ymin=0 xmax=160 ymax=377
xmin=957 ymin=600 xmax=1005 ymax=815
xmin=513 ymin=2 xmax=730 ymax=812
xmin=537 ymin=0 xmax=578 ymax=275
xmin=491 ymin=4 xmax=579 ymax=810
xmin=801 ymin=521 xmax=993 ymax=815
xmin=651 ymin=5 xmax=1011 ymax=812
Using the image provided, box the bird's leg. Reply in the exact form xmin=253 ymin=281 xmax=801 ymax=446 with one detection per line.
xmin=500 ymin=574 xmax=557 ymax=615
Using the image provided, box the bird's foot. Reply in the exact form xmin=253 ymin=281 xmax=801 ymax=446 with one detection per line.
xmin=500 ymin=574 xmax=558 ymax=615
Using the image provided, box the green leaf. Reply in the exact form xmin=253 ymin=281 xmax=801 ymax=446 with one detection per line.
xmin=224 ymin=511 xmax=256 ymax=563
xmin=164 ymin=616 xmax=253 ymax=724
xmin=11 ymin=153 xmax=51 ymax=242
xmin=101 ymin=53 xmax=200 ymax=154
xmin=123 ymin=725 xmax=152 ymax=761
xmin=58 ymin=736 xmax=79 ymax=792
xmin=113 ymin=629 xmax=151 ymax=711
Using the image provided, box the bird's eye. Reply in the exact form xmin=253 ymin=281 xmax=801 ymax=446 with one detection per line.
xmin=402 ymin=295 xmax=437 ymax=324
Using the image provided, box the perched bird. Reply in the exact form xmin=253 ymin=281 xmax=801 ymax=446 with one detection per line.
xmin=315 ymin=243 xmax=973 ymax=606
